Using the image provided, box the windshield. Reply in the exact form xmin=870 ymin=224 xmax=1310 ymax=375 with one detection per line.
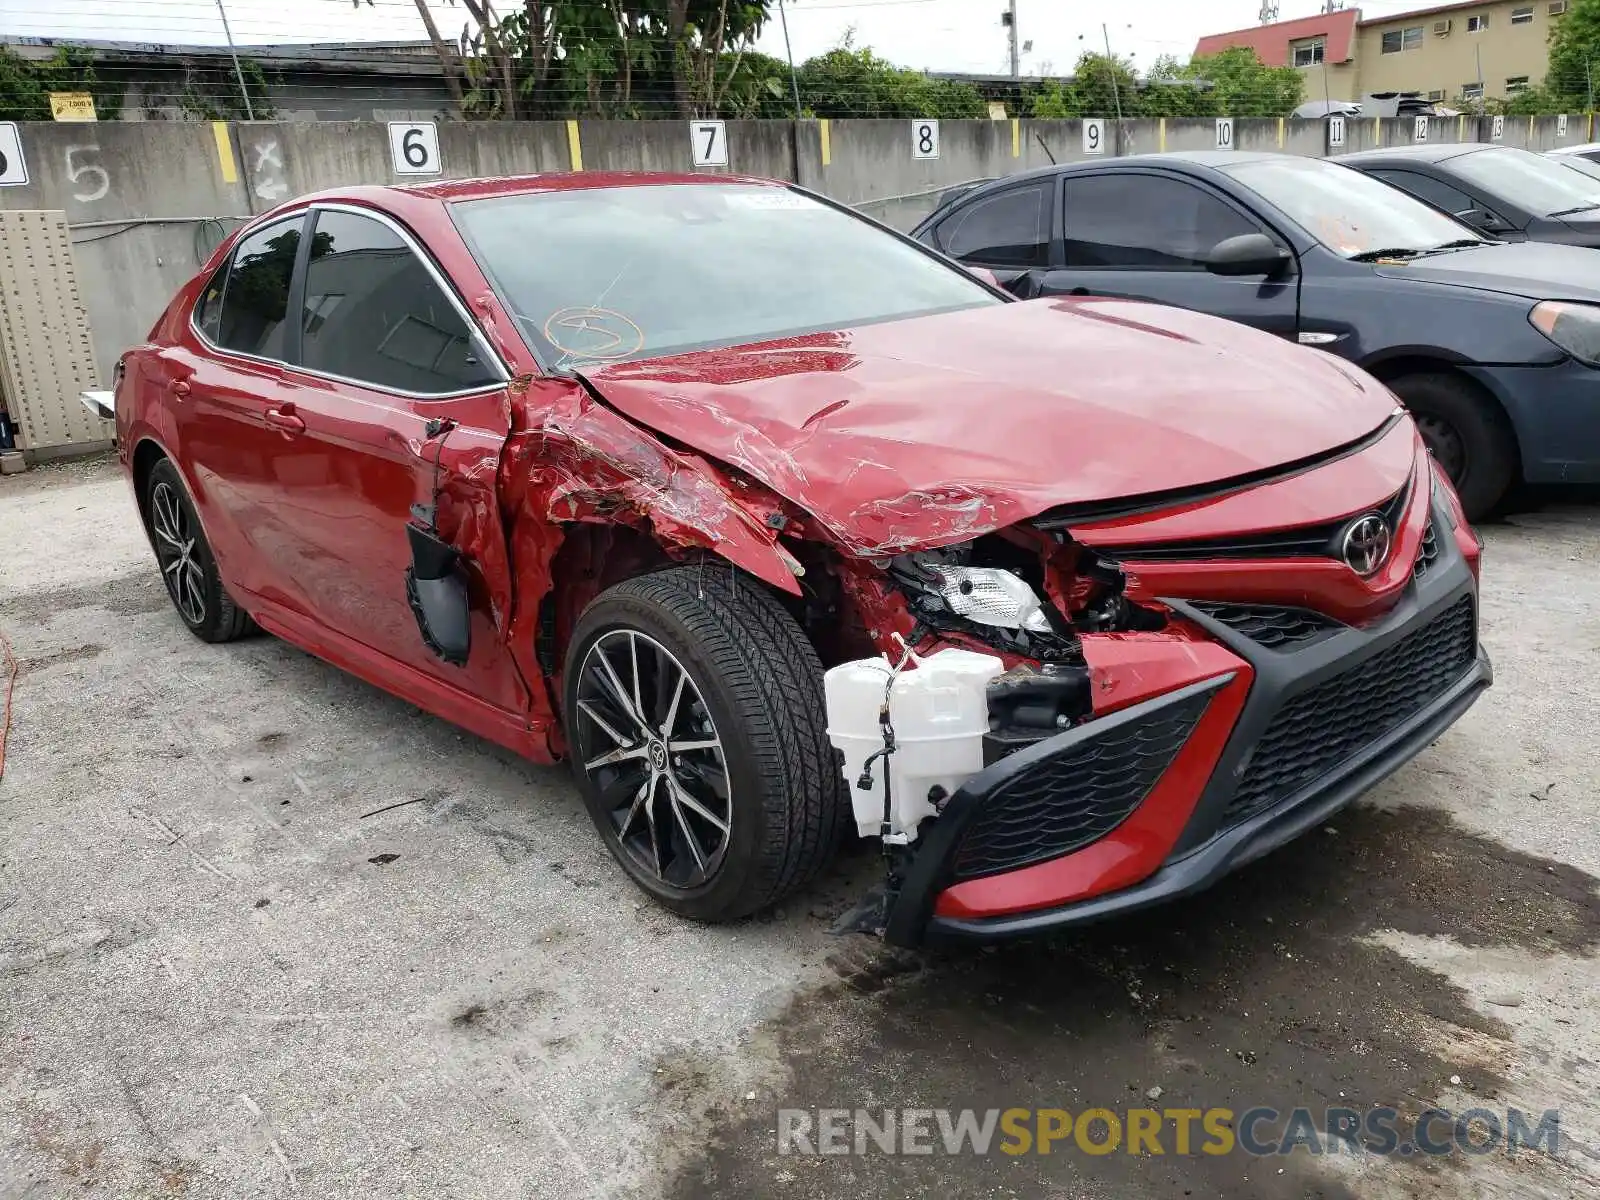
xmin=1220 ymin=156 xmax=1480 ymax=258
xmin=1446 ymin=146 xmax=1600 ymax=216
xmin=451 ymin=184 xmax=999 ymax=369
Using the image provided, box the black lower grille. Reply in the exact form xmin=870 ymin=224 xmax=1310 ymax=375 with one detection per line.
xmin=1188 ymin=601 xmax=1343 ymax=650
xmin=953 ymin=691 xmax=1211 ymax=880
xmin=1224 ymin=596 xmax=1476 ymax=825
xmin=1414 ymin=519 xmax=1441 ymax=580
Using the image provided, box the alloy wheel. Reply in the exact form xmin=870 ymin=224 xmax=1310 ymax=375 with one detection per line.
xmin=572 ymin=629 xmax=732 ymax=890
xmin=150 ymin=481 xmax=206 ymax=626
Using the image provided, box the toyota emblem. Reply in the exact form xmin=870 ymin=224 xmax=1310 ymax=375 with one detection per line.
xmin=1340 ymin=513 xmax=1392 ymax=576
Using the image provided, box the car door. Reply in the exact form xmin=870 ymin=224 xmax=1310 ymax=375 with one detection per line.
xmin=1037 ymin=170 xmax=1301 ymax=340
xmin=166 ymin=213 xmax=321 ymax=605
xmin=250 ymin=204 xmax=528 ymax=714
xmin=924 ymin=178 xmax=1054 ymax=298
xmin=1366 ymin=168 xmax=1524 ymax=239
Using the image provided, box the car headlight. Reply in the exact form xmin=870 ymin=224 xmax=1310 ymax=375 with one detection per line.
xmin=1529 ymin=301 xmax=1600 ymax=365
xmin=929 ymin=565 xmax=1053 ymax=632
xmin=1429 ymin=459 xmax=1462 ymax=530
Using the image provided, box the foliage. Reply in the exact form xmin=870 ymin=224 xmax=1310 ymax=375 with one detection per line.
xmin=1029 ymin=48 xmax=1301 ymax=121
xmin=1545 ymin=0 xmax=1600 ymax=106
xmin=179 ymin=60 xmax=276 ymax=122
xmin=0 ymin=46 xmax=124 ymax=122
xmin=796 ymin=47 xmax=985 ymax=119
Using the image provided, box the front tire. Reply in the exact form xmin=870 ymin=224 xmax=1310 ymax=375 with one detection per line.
xmin=1388 ymin=372 xmax=1516 ymax=521
xmin=563 ymin=566 xmax=848 ymax=923
xmin=144 ymin=459 xmax=253 ymax=643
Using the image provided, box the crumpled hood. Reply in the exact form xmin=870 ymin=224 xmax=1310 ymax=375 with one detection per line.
xmin=1374 ymin=240 xmax=1600 ymax=302
xmin=582 ymin=297 xmax=1397 ymax=555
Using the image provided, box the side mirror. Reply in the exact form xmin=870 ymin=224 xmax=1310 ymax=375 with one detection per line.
xmin=964 ymin=264 xmax=1001 ymax=288
xmin=1206 ymin=232 xmax=1292 ymax=277
xmin=1458 ymin=208 xmax=1510 ymax=234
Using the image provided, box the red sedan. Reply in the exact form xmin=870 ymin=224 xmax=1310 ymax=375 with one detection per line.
xmin=104 ymin=173 xmax=1489 ymax=945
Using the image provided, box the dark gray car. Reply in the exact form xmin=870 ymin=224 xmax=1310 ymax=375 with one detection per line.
xmin=911 ymin=151 xmax=1600 ymax=517
xmin=1339 ymin=143 xmax=1600 ymax=247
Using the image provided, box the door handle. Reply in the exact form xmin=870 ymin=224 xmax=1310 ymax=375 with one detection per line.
xmin=264 ymin=406 xmax=305 ymax=435
xmin=170 ymin=379 xmax=191 ymax=399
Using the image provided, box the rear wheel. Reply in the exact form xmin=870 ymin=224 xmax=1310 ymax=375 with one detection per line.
xmin=1387 ymin=372 xmax=1516 ymax=520
xmin=144 ymin=459 xmax=253 ymax=643
xmin=563 ymin=566 xmax=847 ymax=923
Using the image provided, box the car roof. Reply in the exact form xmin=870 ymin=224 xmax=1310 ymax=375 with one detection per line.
xmin=1548 ymin=141 xmax=1600 ymax=155
xmin=289 ymin=171 xmax=787 ymax=210
xmin=1338 ymin=143 xmax=1497 ymax=165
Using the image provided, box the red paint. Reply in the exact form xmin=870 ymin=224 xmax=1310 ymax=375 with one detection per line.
xmin=935 ymin=643 xmax=1253 ymax=920
xmin=115 ymin=175 xmax=1479 ymax=924
xmin=1193 ymin=8 xmax=1358 ymax=66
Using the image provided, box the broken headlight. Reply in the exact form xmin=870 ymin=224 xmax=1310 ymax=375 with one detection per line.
xmin=929 ymin=565 xmax=1052 ymax=632
xmin=889 ymin=547 xmax=1078 ymax=661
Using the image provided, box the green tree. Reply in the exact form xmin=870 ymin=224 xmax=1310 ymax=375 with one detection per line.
xmin=797 ymin=45 xmax=984 ymax=118
xmin=179 ymin=60 xmax=275 ymax=121
xmin=1545 ymin=0 xmax=1600 ymax=107
xmin=1182 ymin=47 xmax=1302 ymax=117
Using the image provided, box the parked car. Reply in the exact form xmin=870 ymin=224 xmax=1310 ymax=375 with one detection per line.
xmin=1546 ymin=141 xmax=1600 ymax=165
xmin=1339 ymin=143 xmax=1600 ymax=247
xmin=1545 ymin=149 xmax=1600 ymax=186
xmin=100 ymin=173 xmax=1489 ymax=946
xmin=913 ymin=150 xmax=1600 ymax=517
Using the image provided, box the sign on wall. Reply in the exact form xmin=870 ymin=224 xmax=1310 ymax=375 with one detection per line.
xmin=690 ymin=120 xmax=728 ymax=166
xmin=1328 ymin=115 xmax=1346 ymax=148
xmin=1215 ymin=117 xmax=1234 ymax=150
xmin=1559 ymin=113 xmax=1570 ymax=136
xmin=1491 ymin=114 xmax=1506 ymax=142
xmin=1415 ymin=115 xmax=1429 ymax=142
xmin=48 ymin=93 xmax=96 ymax=123
xmin=388 ymin=121 xmax=441 ymax=175
xmin=911 ymin=119 xmax=940 ymax=159
xmin=0 ymin=124 xmax=28 ymax=187
xmin=1083 ymin=119 xmax=1105 ymax=155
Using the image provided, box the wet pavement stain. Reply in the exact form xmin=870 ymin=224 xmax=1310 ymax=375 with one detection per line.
xmin=659 ymin=805 xmax=1600 ymax=1200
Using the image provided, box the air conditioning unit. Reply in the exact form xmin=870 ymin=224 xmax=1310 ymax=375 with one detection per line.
xmin=1550 ymin=0 xmax=1568 ymax=14
xmin=1434 ymin=18 xmax=1452 ymax=33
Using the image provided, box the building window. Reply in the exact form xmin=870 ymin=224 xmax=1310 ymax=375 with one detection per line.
xmin=1467 ymin=14 xmax=1490 ymax=31
xmin=1511 ymin=6 xmax=1535 ymax=22
xmin=1507 ymin=75 xmax=1530 ymax=92
xmin=1462 ymin=82 xmax=1485 ymax=99
xmin=1292 ymin=38 xmax=1325 ymax=67
xmin=1427 ymin=89 xmax=1446 ymax=101
xmin=1382 ymin=26 xmax=1425 ymax=52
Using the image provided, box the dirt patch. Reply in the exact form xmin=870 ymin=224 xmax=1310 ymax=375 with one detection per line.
xmin=448 ymin=989 xmax=553 ymax=1036
xmin=16 ymin=644 xmax=105 ymax=675
xmin=0 ymin=571 xmax=169 ymax=625
xmin=658 ymin=805 xmax=1600 ymax=1200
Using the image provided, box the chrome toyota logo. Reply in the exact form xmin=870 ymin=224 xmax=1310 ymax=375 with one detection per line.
xmin=1340 ymin=513 xmax=1392 ymax=576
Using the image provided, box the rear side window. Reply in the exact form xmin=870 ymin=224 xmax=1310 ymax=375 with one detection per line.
xmin=215 ymin=217 xmax=303 ymax=358
xmin=1370 ymin=169 xmax=1477 ymax=216
xmin=1063 ymin=174 xmax=1257 ymax=269
xmin=937 ymin=183 xmax=1050 ymax=267
xmin=298 ymin=209 xmax=497 ymax=394
xmin=194 ymin=262 xmax=227 ymax=342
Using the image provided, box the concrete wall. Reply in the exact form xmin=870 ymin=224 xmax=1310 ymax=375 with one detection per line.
xmin=0 ymin=111 xmax=1595 ymax=423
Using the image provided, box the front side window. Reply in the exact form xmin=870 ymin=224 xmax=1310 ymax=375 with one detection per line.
xmin=215 ymin=216 xmax=303 ymax=359
xmin=298 ymin=209 xmax=498 ymax=394
xmin=1221 ymin=156 xmax=1481 ymax=257
xmin=937 ymin=182 xmax=1050 ymax=266
xmin=1370 ymin=169 xmax=1479 ymax=216
xmin=1062 ymin=174 xmax=1258 ymax=270
xmin=451 ymin=184 xmax=999 ymax=369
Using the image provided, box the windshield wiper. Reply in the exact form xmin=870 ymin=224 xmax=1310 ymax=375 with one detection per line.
xmin=1549 ymin=203 xmax=1600 ymax=217
xmin=1348 ymin=247 xmax=1424 ymax=262
xmin=1421 ymin=238 xmax=1490 ymax=253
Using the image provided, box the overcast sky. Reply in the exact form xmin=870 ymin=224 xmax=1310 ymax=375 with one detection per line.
xmin=0 ymin=0 xmax=1450 ymax=73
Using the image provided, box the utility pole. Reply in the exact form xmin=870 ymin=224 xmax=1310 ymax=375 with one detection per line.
xmin=1102 ymin=22 xmax=1124 ymax=123
xmin=1003 ymin=1 xmax=1019 ymax=78
xmin=778 ymin=0 xmax=803 ymax=120
xmin=215 ymin=0 xmax=256 ymax=121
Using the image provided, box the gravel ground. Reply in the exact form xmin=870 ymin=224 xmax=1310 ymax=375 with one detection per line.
xmin=2 ymin=454 xmax=1598 ymax=1199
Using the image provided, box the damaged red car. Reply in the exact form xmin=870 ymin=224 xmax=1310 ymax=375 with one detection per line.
xmin=103 ymin=173 xmax=1490 ymax=946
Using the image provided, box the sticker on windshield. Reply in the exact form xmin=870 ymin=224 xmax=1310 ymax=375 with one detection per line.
xmin=724 ymin=191 xmax=814 ymax=210
xmin=543 ymin=306 xmax=645 ymax=362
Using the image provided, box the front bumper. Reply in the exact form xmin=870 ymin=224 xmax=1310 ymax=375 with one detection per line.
xmin=881 ymin=503 xmax=1490 ymax=947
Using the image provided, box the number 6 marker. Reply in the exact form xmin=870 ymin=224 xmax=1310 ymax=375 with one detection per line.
xmin=388 ymin=122 xmax=441 ymax=175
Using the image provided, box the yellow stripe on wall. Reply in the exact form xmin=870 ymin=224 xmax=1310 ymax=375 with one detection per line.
xmin=1374 ymin=117 xmax=1382 ymax=146
xmin=819 ymin=118 xmax=831 ymax=167
xmin=1011 ymin=117 xmax=1020 ymax=158
xmin=566 ymin=119 xmax=583 ymax=172
xmin=212 ymin=121 xmax=237 ymax=184
xmin=1277 ymin=116 xmax=1284 ymax=148
xmin=1159 ymin=117 xmax=1166 ymax=151
xmin=1458 ymin=114 xmax=1465 ymax=140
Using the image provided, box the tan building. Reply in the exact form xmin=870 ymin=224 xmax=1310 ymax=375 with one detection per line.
xmin=1195 ymin=0 xmax=1572 ymax=106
